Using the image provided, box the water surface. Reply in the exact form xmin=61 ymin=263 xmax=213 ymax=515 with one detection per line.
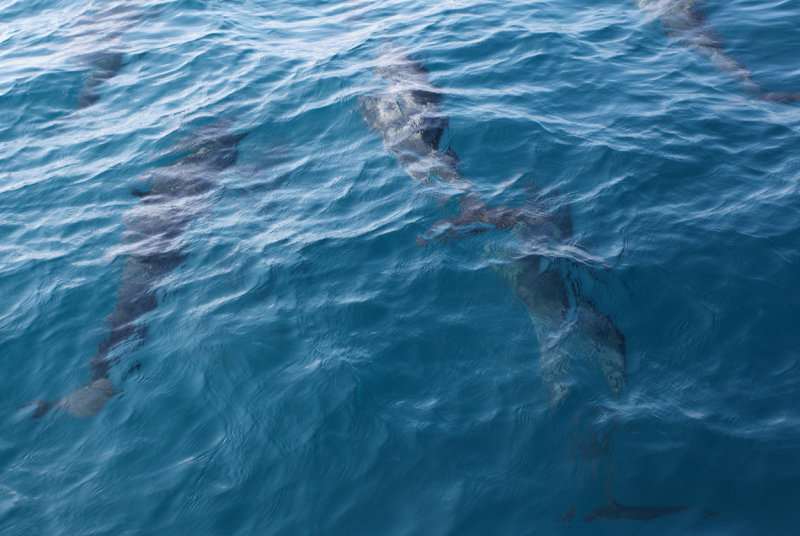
xmin=2 ymin=0 xmax=800 ymax=534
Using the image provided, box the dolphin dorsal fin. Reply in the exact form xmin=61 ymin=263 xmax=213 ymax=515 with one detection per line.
xmin=131 ymin=188 xmax=151 ymax=198
xmin=443 ymin=145 xmax=459 ymax=162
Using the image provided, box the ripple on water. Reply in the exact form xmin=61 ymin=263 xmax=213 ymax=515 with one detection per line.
xmin=1 ymin=0 xmax=800 ymax=533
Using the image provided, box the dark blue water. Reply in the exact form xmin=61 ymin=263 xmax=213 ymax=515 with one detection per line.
xmin=2 ymin=0 xmax=800 ymax=534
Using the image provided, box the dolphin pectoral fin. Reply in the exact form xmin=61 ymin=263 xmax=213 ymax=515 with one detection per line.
xmin=482 ymin=206 xmax=542 ymax=230
xmin=121 ymin=361 xmax=142 ymax=381
xmin=416 ymin=218 xmax=490 ymax=246
xmin=417 ymin=205 xmax=541 ymax=246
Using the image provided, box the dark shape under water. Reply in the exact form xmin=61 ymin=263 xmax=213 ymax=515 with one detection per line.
xmin=359 ymin=45 xmax=625 ymax=407
xmin=635 ymin=0 xmax=800 ymax=103
xmin=557 ymin=503 xmax=578 ymax=523
xmin=70 ymin=1 xmax=159 ymax=108
xmin=498 ymin=207 xmax=626 ymax=406
xmin=77 ymin=51 xmax=124 ymax=109
xmin=358 ymin=44 xmax=540 ymax=242
xmin=24 ymin=122 xmax=246 ymax=418
xmin=358 ymin=45 xmax=466 ymax=189
xmin=584 ymin=496 xmax=716 ymax=522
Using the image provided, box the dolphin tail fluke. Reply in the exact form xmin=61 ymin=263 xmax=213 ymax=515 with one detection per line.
xmin=18 ymin=399 xmax=56 ymax=419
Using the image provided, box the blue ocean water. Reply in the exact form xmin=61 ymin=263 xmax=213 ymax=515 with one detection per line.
xmin=2 ymin=0 xmax=800 ymax=533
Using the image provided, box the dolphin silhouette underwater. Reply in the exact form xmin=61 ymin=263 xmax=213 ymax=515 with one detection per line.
xmin=584 ymin=496 xmax=715 ymax=522
xmin=497 ymin=214 xmax=626 ymax=407
xmin=23 ymin=122 xmax=246 ymax=418
xmin=359 ymin=45 xmax=542 ymax=241
xmin=634 ymin=0 xmax=800 ymax=103
xmin=77 ymin=50 xmax=125 ymax=109
xmin=359 ymin=45 xmax=625 ymax=406
xmin=69 ymin=1 xmax=158 ymax=108
xmin=584 ymin=480 xmax=716 ymax=522
xmin=360 ymin=44 xmax=716 ymax=522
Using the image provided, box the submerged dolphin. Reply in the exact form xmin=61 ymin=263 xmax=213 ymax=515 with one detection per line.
xmin=584 ymin=491 xmax=716 ymax=522
xmin=359 ymin=45 xmax=540 ymax=239
xmin=359 ymin=46 xmax=625 ymax=406
xmin=77 ymin=50 xmax=125 ymax=109
xmin=25 ymin=122 xmax=246 ymax=418
xmin=358 ymin=47 xmax=459 ymax=187
xmin=496 ymin=203 xmax=626 ymax=406
xmin=70 ymin=1 xmax=157 ymax=108
xmin=635 ymin=0 xmax=800 ymax=102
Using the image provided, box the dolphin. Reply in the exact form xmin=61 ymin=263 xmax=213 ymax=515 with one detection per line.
xmin=70 ymin=1 xmax=158 ymax=108
xmin=358 ymin=46 xmax=455 ymax=186
xmin=496 ymin=203 xmax=626 ymax=406
xmin=634 ymin=0 xmax=800 ymax=102
xmin=77 ymin=50 xmax=125 ymax=109
xmin=359 ymin=46 xmax=624 ymax=406
xmin=359 ymin=44 xmax=540 ymax=239
xmin=24 ymin=122 xmax=246 ymax=418
xmin=584 ymin=494 xmax=716 ymax=522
